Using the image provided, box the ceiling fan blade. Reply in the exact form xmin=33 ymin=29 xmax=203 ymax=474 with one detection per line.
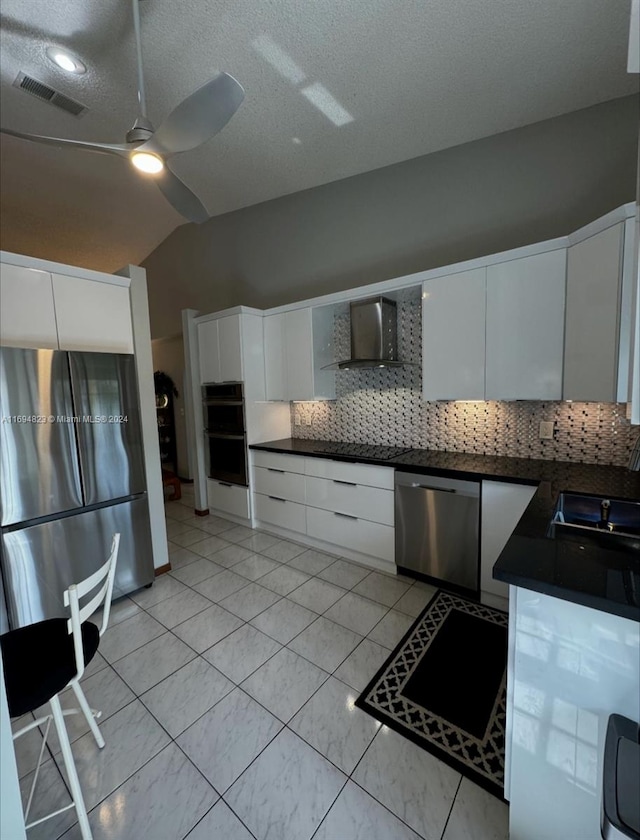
xmin=155 ymin=164 xmax=209 ymax=223
xmin=1 ymin=127 xmax=132 ymax=157
xmin=139 ymin=72 xmax=244 ymax=156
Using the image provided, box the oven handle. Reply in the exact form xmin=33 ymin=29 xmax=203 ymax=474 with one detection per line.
xmin=204 ymin=431 xmax=246 ymax=440
xmin=202 ymin=399 xmax=244 ymax=406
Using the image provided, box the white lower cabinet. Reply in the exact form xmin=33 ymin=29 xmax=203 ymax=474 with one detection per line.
xmin=306 ymin=507 xmax=394 ymax=562
xmin=305 ymin=476 xmax=394 ymax=526
xmin=254 ymin=467 xmax=305 ymax=503
xmin=207 ymin=480 xmax=250 ymax=520
xmin=253 ymin=494 xmax=306 ymax=533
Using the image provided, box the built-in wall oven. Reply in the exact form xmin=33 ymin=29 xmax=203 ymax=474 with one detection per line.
xmin=202 ymin=382 xmax=248 ymax=487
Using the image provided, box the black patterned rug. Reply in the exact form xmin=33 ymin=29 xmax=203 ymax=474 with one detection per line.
xmin=356 ymin=589 xmax=508 ymax=800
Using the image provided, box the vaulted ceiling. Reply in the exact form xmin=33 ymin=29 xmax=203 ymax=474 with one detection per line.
xmin=0 ymin=0 xmax=636 ymax=272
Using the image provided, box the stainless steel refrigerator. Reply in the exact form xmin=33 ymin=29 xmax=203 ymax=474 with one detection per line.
xmin=0 ymin=347 xmax=154 ymax=630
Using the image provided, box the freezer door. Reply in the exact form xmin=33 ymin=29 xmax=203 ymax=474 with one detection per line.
xmin=1 ymin=496 xmax=154 ymax=628
xmin=69 ymin=352 xmax=146 ymax=504
xmin=0 ymin=348 xmax=83 ymax=526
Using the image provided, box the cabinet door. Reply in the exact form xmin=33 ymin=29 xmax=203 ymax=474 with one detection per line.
xmin=217 ymin=315 xmax=243 ymax=382
xmin=197 ymin=321 xmax=220 ymax=383
xmin=0 ymin=263 xmax=58 ymax=349
xmin=564 ymin=223 xmax=623 ymax=402
xmin=264 ymin=313 xmax=286 ymax=400
xmin=284 ymin=309 xmax=314 ymax=400
xmin=486 ymin=250 xmax=566 ymax=400
xmin=52 ymin=274 xmax=134 ymax=353
xmin=422 ymin=268 xmax=486 ymax=400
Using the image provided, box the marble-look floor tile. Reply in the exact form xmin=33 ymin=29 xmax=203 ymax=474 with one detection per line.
xmin=19 ymin=758 xmax=76 ymax=840
xmin=197 ymin=515 xmax=237 ymax=535
xmin=12 ymin=713 xmax=44 ymax=779
xmin=258 ymin=564 xmax=310 ymax=596
xmin=318 ymin=558 xmax=371 ymax=589
xmin=241 ymin=648 xmax=328 ymax=722
xmin=167 ymin=545 xmax=201 ymax=570
xmin=203 ymin=624 xmax=281 ymax=684
xmin=166 ymin=519 xmax=195 ymax=539
xmin=99 ymin=611 xmax=165 ymax=663
xmin=226 ymin=728 xmax=346 ymax=840
xmin=165 ymin=503 xmax=196 ymax=522
xmin=112 ymin=631 xmax=195 ymax=695
xmin=172 ymin=603 xmax=244 ymax=652
xmin=442 ymin=776 xmax=509 ymax=840
xmin=60 ymin=744 xmax=216 ymax=840
xmin=261 ymin=538 xmax=307 ymax=563
xmin=287 ymin=579 xmax=346 ymax=613
xmin=190 ymin=534 xmax=231 ymax=558
xmin=185 ymin=800 xmax=254 ymax=840
xmin=231 ymin=554 xmax=281 ymax=582
xmin=169 ymin=556 xmax=224 ymax=587
xmin=367 ymin=609 xmax=414 ymax=649
xmin=288 ymin=548 xmax=337 ymax=575
xmin=82 ymin=650 xmax=108 ymax=680
xmin=393 ymin=583 xmax=438 ymax=617
xmin=95 ymin=596 xmax=141 ymax=628
xmin=288 ymin=616 xmax=363 ymax=673
xmin=178 ymin=688 xmax=282 ymax=793
xmin=212 ymin=543 xmax=256 ymax=568
xmin=194 ymin=569 xmax=249 ymax=602
xmin=324 ymin=592 xmax=389 ymax=636
xmin=169 ymin=527 xmax=210 ymax=548
xmin=219 ymin=582 xmax=281 ymax=620
xmin=314 ymin=780 xmax=422 ymax=840
xmin=333 ymin=639 xmax=391 ymax=693
xmin=146 ymin=587 xmax=212 ymax=629
xmin=59 ymin=699 xmax=170 ymax=812
xmin=222 ymin=525 xmax=258 ymax=543
xmin=141 ymin=657 xmax=234 ymax=737
xmin=353 ymin=726 xmax=460 ymax=839
xmin=129 ymin=575 xmax=187 ymax=609
xmin=250 ymin=598 xmax=317 ymax=644
xmin=290 ymin=677 xmax=379 ymax=774
xmin=352 ymin=572 xmax=412 ymax=607
xmin=238 ymin=532 xmax=281 ymax=553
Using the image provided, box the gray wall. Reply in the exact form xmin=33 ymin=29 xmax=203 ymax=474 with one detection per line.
xmin=143 ymin=95 xmax=639 ymax=339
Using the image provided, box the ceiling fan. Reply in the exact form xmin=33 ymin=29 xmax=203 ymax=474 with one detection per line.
xmin=0 ymin=0 xmax=245 ymax=223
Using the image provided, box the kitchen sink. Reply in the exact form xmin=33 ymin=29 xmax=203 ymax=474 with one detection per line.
xmin=548 ymin=492 xmax=640 ymax=553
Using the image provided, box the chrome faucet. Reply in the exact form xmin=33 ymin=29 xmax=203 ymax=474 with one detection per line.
xmin=629 ymin=433 xmax=640 ymax=471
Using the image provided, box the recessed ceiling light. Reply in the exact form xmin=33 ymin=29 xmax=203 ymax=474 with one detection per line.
xmin=130 ymin=151 xmax=164 ymax=174
xmin=46 ymin=47 xmax=86 ymax=75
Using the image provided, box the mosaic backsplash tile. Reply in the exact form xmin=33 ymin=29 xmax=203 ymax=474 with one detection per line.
xmin=291 ymin=289 xmax=639 ymax=467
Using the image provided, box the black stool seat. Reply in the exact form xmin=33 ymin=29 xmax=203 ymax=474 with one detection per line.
xmin=1 ymin=618 xmax=99 ymax=718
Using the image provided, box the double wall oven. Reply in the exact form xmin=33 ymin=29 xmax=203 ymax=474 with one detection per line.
xmin=202 ymin=382 xmax=248 ymax=487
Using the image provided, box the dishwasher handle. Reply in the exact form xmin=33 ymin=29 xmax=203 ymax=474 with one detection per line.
xmin=411 ymin=483 xmax=456 ymax=493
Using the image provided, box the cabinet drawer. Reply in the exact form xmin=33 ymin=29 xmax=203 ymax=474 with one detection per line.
xmin=207 ymin=480 xmax=250 ymax=519
xmin=306 ymin=507 xmax=394 ymax=562
xmin=253 ymin=450 xmax=305 ymax=474
xmin=305 ymin=476 xmax=394 ymax=526
xmin=254 ymin=467 xmax=305 ymax=503
xmin=254 ymin=493 xmax=306 ymax=534
xmin=303 ymin=458 xmax=394 ymax=489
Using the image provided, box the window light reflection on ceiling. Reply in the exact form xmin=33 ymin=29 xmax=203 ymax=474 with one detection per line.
xmin=252 ymin=34 xmax=306 ymax=84
xmin=300 ymin=82 xmax=354 ymax=126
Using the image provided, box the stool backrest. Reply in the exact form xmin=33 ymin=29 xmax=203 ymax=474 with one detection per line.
xmin=63 ymin=533 xmax=120 ymax=680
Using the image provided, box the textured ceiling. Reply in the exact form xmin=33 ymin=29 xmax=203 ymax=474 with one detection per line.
xmin=0 ymin=0 xmax=637 ymax=273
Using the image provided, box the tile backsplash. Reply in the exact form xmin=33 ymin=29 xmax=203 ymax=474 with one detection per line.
xmin=291 ymin=289 xmax=639 ymax=467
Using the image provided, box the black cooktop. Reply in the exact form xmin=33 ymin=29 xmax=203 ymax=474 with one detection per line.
xmin=311 ymin=442 xmax=412 ymax=461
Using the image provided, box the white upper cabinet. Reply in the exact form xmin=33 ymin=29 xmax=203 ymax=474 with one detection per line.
xmin=52 ymin=274 xmax=134 ymax=353
xmin=563 ymin=222 xmax=625 ymax=402
xmin=217 ymin=315 xmax=243 ymax=382
xmin=265 ymin=308 xmax=335 ymax=401
xmin=0 ymin=264 xmax=58 ymax=349
xmin=485 ymin=249 xmax=566 ymax=400
xmin=422 ymin=268 xmax=486 ymax=400
xmin=197 ymin=312 xmax=265 ymax=397
xmin=198 ymin=320 xmax=220 ymax=383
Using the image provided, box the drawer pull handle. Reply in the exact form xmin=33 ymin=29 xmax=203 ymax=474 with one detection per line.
xmin=334 ymin=511 xmax=358 ymax=520
xmin=218 ymin=482 xmax=233 ymax=488
xmin=333 ymin=480 xmax=357 ymax=487
xmin=268 ymin=496 xmax=287 ymax=503
xmin=267 ymin=468 xmax=285 ymax=474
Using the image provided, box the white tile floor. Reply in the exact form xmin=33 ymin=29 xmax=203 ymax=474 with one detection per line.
xmin=13 ymin=483 xmax=510 ymax=840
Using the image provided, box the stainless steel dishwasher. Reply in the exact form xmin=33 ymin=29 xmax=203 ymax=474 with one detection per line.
xmin=395 ymin=472 xmax=480 ymax=594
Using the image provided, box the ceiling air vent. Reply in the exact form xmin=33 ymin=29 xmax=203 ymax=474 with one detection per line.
xmin=13 ymin=72 xmax=88 ymax=117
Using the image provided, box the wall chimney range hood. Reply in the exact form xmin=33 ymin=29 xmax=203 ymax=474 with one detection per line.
xmin=323 ymin=296 xmax=411 ymax=370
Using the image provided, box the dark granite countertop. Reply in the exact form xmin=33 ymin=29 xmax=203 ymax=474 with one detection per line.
xmin=250 ymin=438 xmax=640 ymax=621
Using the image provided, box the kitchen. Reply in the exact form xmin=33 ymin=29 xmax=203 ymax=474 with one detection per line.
xmin=1 ymin=1 xmax=640 ymax=840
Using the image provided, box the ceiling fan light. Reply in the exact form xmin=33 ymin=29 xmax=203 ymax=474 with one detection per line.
xmin=130 ymin=152 xmax=164 ymax=174
xmin=46 ymin=47 xmax=86 ymax=75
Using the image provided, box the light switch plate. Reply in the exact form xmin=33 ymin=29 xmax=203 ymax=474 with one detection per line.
xmin=539 ymin=420 xmax=554 ymax=440
xmin=305 ymin=414 xmax=312 ymax=426
xmin=294 ymin=413 xmax=301 ymax=426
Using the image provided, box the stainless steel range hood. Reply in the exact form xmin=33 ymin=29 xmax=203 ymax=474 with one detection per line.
xmin=323 ymin=296 xmax=409 ymax=370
